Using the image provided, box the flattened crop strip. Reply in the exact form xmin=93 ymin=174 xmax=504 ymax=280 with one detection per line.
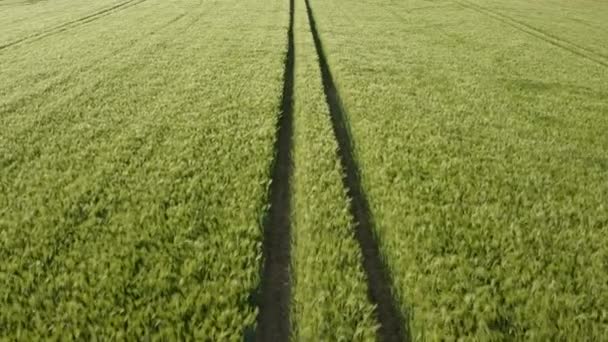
xmin=256 ymin=0 xmax=295 ymax=339
xmin=303 ymin=0 xmax=407 ymax=340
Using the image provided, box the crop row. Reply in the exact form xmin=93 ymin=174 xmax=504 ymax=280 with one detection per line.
xmin=0 ymin=0 xmax=127 ymax=48
xmin=3 ymin=0 xmax=608 ymax=339
xmin=0 ymin=0 xmax=287 ymax=339
xmin=290 ymin=0 xmax=378 ymax=339
xmin=309 ymin=0 xmax=608 ymax=339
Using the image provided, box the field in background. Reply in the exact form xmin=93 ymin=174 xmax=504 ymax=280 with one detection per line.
xmin=1 ymin=0 xmax=607 ymax=340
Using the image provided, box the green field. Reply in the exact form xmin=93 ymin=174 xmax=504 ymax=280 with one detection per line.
xmin=1 ymin=0 xmax=607 ymax=340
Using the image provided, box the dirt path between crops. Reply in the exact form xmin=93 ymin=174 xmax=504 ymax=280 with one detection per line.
xmin=255 ymin=0 xmax=295 ymax=340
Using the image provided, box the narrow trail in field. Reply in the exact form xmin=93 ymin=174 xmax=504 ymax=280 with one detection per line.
xmin=0 ymin=0 xmax=148 ymax=51
xmin=255 ymin=0 xmax=294 ymax=339
xmin=455 ymin=0 xmax=608 ymax=68
xmin=304 ymin=0 xmax=407 ymax=341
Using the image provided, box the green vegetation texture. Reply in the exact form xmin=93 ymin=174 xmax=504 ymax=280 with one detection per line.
xmin=309 ymin=0 xmax=608 ymax=339
xmin=290 ymin=0 xmax=377 ymax=339
xmin=0 ymin=0 xmax=287 ymax=339
xmin=2 ymin=0 xmax=608 ymax=340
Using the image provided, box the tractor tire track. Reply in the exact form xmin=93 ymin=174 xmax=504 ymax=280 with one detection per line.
xmin=0 ymin=5 xmax=164 ymax=109
xmin=304 ymin=0 xmax=407 ymax=341
xmin=0 ymin=0 xmax=148 ymax=51
xmin=2 ymin=2 xmax=214 ymax=297
xmin=2 ymin=25 xmax=193 ymax=301
xmin=455 ymin=0 xmax=608 ymax=68
xmin=255 ymin=0 xmax=294 ymax=339
xmin=0 ymin=10 xmax=192 ymax=172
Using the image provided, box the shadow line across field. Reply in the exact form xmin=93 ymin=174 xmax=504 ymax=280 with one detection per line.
xmin=255 ymin=0 xmax=295 ymax=340
xmin=304 ymin=0 xmax=409 ymax=340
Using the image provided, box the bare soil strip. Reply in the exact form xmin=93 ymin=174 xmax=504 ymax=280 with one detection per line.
xmin=303 ymin=0 xmax=407 ymax=341
xmin=255 ymin=0 xmax=295 ymax=340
